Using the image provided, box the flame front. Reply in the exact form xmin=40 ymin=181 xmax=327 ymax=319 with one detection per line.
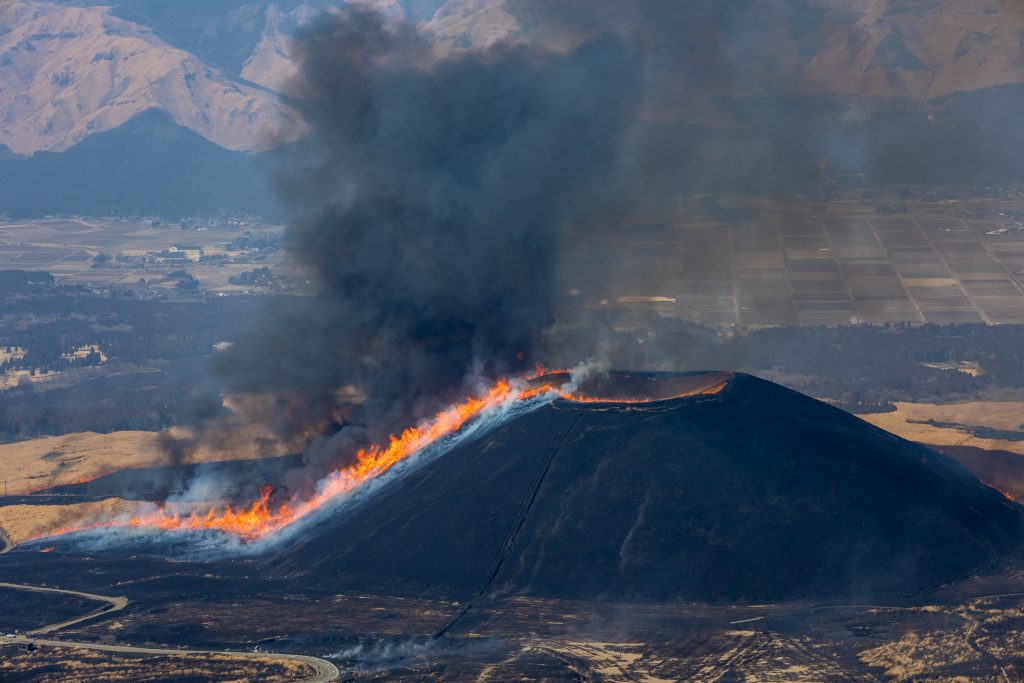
xmin=47 ymin=376 xmax=559 ymax=542
xmin=40 ymin=372 xmax=728 ymax=544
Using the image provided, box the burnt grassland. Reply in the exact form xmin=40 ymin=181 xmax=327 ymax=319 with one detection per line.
xmin=0 ymin=587 xmax=98 ymax=632
xmin=5 ymin=548 xmax=1024 ymax=681
xmin=45 ymin=587 xmax=1024 ymax=681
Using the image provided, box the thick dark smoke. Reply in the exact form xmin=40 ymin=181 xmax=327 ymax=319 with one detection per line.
xmin=181 ymin=1 xmax=1008 ymax=489
xmin=209 ymin=6 xmax=644 ymax=483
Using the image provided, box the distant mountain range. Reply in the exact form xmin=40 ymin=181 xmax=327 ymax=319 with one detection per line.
xmin=2 ymin=0 xmax=1024 ymax=217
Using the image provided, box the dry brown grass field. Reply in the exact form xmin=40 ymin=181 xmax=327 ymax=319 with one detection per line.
xmin=0 ymin=498 xmax=143 ymax=544
xmin=0 ymin=418 xmax=299 ymax=541
xmin=0 ymin=645 xmax=313 ymax=682
xmin=0 ymin=420 xmax=291 ymax=497
xmin=860 ymin=401 xmax=1024 ymax=457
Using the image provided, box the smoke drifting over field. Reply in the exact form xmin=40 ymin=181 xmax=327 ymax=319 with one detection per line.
xmin=209 ymin=5 xmax=647 ymax=481
xmin=206 ymin=2 xmax=841 ymax=481
xmin=199 ymin=1 xmax=1004 ymax=486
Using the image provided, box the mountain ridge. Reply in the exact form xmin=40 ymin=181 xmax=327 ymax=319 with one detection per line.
xmin=4 ymin=0 xmax=1024 ymax=217
xmin=0 ymin=1 xmax=305 ymax=156
xmin=6 ymin=0 xmax=1024 ymax=158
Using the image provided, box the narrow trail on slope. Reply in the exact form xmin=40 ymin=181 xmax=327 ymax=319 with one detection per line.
xmin=433 ymin=413 xmax=581 ymax=639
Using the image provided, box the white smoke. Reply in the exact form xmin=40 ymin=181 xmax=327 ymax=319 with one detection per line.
xmin=330 ymin=638 xmax=437 ymax=672
xmin=563 ymin=358 xmax=611 ymax=394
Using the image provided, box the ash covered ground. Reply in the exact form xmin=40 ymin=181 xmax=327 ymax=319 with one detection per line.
xmin=4 ymin=373 xmax=1024 ymax=681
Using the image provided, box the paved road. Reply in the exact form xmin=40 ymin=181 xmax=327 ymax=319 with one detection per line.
xmin=0 ymin=634 xmax=340 ymax=683
xmin=0 ymin=581 xmax=128 ymax=635
xmin=0 ymin=582 xmax=339 ymax=682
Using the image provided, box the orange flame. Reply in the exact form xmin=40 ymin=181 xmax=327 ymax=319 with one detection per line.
xmin=984 ymin=482 xmax=1017 ymax=503
xmin=38 ymin=371 xmax=727 ymax=544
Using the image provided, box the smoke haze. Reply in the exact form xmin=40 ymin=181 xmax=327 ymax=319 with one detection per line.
xmin=207 ymin=5 xmax=645 ymax=483
xmin=193 ymin=0 xmax=1011 ymax=486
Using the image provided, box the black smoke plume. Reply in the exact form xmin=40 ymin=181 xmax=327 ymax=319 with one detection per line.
xmin=189 ymin=1 xmax=1007 ymax=489
xmin=210 ymin=6 xmax=644 ymax=482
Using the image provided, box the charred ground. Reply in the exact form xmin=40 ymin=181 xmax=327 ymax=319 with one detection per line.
xmin=272 ymin=372 xmax=1023 ymax=603
xmin=4 ymin=373 xmax=1024 ymax=680
xmin=10 ymin=373 xmax=1022 ymax=603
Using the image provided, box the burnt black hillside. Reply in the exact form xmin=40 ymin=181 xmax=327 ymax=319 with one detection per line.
xmin=276 ymin=374 xmax=1023 ymax=602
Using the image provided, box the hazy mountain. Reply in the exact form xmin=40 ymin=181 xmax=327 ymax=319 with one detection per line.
xmin=11 ymin=0 xmax=1020 ymax=158
xmin=0 ymin=1 xmax=305 ymax=156
xmin=0 ymin=108 xmax=280 ymax=218
xmin=426 ymin=1 xmax=1024 ymax=101
xmin=2 ymin=0 xmax=1023 ymax=217
xmin=802 ymin=0 xmax=1024 ymax=101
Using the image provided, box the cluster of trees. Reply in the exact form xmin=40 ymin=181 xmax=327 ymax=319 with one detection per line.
xmin=735 ymin=322 xmax=1024 ymax=402
xmin=0 ymin=271 xmax=260 ymax=441
xmin=228 ymin=267 xmax=274 ymax=286
xmin=0 ymin=272 xmax=258 ymax=376
xmin=0 ymin=349 xmax=104 ymax=378
xmin=167 ymin=270 xmax=200 ymax=291
xmin=548 ymin=314 xmax=1024 ymax=409
xmin=0 ymin=377 xmax=196 ymax=442
xmin=226 ymin=267 xmax=298 ymax=292
xmin=226 ymin=232 xmax=282 ymax=251
xmin=0 ymin=270 xmax=54 ymax=288
xmin=681 ymin=321 xmax=1024 ymax=405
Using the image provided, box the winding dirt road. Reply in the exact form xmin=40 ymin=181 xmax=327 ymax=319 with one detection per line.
xmin=0 ymin=582 xmax=339 ymax=682
xmin=0 ymin=581 xmax=128 ymax=635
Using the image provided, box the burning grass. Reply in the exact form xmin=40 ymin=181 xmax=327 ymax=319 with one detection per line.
xmin=0 ymin=498 xmax=143 ymax=545
xmin=23 ymin=371 xmax=730 ymax=548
